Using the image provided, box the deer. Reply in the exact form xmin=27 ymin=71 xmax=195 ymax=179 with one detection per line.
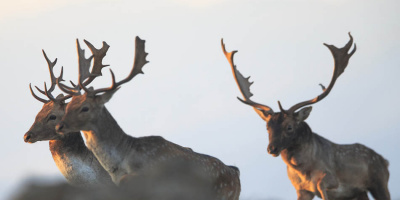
xmin=54 ymin=36 xmax=241 ymax=200
xmin=24 ymin=41 xmax=114 ymax=187
xmin=222 ymin=33 xmax=390 ymax=200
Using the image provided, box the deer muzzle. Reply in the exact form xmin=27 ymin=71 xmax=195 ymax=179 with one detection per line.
xmin=24 ymin=131 xmax=34 ymax=143
xmin=267 ymin=145 xmax=280 ymax=157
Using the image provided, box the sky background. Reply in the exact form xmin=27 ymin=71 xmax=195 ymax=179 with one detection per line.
xmin=0 ymin=0 xmax=399 ymax=199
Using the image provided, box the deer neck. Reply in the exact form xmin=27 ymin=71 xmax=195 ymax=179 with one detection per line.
xmin=82 ymin=106 xmax=131 ymax=147
xmin=81 ymin=106 xmax=134 ymax=182
xmin=49 ymin=132 xmax=87 ymax=157
xmin=49 ymin=132 xmax=113 ymax=186
xmin=280 ymin=122 xmax=316 ymax=168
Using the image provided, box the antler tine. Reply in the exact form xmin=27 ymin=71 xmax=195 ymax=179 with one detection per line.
xmin=56 ymin=67 xmax=77 ymax=92
xmin=34 ymin=85 xmax=46 ymax=95
xmin=221 ymin=39 xmax=274 ymax=115
xmin=319 ymin=83 xmax=326 ymax=91
xmin=56 ymin=68 xmax=80 ymax=96
xmin=43 ymin=82 xmax=56 ymax=102
xmin=57 ymin=78 xmax=80 ymax=95
xmin=29 ymin=83 xmax=49 ymax=103
xmin=287 ymin=33 xmax=357 ymax=114
xmin=277 ymin=101 xmax=287 ymax=114
xmin=89 ymin=36 xmax=149 ymax=95
xmin=70 ymin=81 xmax=77 ymax=88
xmin=85 ymin=68 xmax=118 ymax=95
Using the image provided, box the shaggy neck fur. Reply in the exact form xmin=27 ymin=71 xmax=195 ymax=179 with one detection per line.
xmin=280 ymin=122 xmax=322 ymax=168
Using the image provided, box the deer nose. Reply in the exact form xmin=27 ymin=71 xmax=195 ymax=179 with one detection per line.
xmin=24 ymin=132 xmax=32 ymax=142
xmin=267 ymin=145 xmax=278 ymax=154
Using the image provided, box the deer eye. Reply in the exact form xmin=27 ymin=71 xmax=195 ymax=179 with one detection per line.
xmin=287 ymin=125 xmax=293 ymax=132
xmin=48 ymin=115 xmax=57 ymax=121
xmin=81 ymin=107 xmax=89 ymax=112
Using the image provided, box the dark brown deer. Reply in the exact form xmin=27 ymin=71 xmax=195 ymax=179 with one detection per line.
xmin=55 ymin=37 xmax=241 ymax=200
xmin=24 ymin=42 xmax=114 ymax=187
xmin=222 ymin=33 xmax=390 ymax=200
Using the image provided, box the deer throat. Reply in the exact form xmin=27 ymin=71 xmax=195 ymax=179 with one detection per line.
xmin=49 ymin=136 xmax=113 ymax=186
xmin=81 ymin=130 xmax=98 ymax=149
xmin=51 ymin=145 xmax=100 ymax=186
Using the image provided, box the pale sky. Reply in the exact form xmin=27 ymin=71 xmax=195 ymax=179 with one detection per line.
xmin=0 ymin=0 xmax=399 ymax=199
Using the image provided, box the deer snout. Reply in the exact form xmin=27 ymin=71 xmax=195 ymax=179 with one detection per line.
xmin=267 ymin=145 xmax=279 ymax=156
xmin=24 ymin=132 xmax=33 ymax=143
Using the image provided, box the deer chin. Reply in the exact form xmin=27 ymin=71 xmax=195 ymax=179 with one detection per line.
xmin=270 ymin=152 xmax=281 ymax=157
xmin=25 ymin=139 xmax=37 ymax=144
xmin=24 ymin=132 xmax=38 ymax=143
xmin=57 ymin=130 xmax=72 ymax=137
xmin=25 ymin=135 xmax=59 ymax=143
xmin=268 ymin=148 xmax=282 ymax=157
xmin=268 ymin=151 xmax=281 ymax=157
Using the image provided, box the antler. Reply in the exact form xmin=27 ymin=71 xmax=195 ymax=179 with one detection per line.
xmin=57 ymin=39 xmax=110 ymax=95
xmin=285 ymin=33 xmax=357 ymax=114
xmin=35 ymin=50 xmax=58 ymax=96
xmin=221 ymin=39 xmax=274 ymax=116
xmin=29 ymin=51 xmax=72 ymax=104
xmin=77 ymin=39 xmax=94 ymax=85
xmin=84 ymin=40 xmax=110 ymax=77
xmin=29 ymin=83 xmax=49 ymax=103
xmin=77 ymin=36 xmax=149 ymax=96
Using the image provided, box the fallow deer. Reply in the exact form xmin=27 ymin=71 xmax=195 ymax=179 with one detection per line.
xmin=222 ymin=33 xmax=390 ymax=200
xmin=55 ymin=36 xmax=241 ymax=200
xmin=24 ymin=42 xmax=114 ymax=187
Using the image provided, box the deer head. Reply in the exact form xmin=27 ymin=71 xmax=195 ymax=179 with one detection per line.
xmin=55 ymin=36 xmax=149 ymax=134
xmin=25 ymin=41 xmax=110 ymax=143
xmin=222 ymin=33 xmax=356 ymax=157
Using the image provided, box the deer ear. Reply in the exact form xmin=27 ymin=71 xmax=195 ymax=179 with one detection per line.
xmin=295 ymin=107 xmax=312 ymax=122
xmin=55 ymin=94 xmax=66 ymax=104
xmin=96 ymin=87 xmax=120 ymax=104
xmin=55 ymin=94 xmax=64 ymax=99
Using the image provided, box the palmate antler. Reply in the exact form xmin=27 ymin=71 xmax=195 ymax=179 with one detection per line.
xmin=284 ymin=33 xmax=356 ymax=114
xmin=58 ymin=36 xmax=148 ymax=96
xmin=82 ymin=36 xmax=148 ymax=95
xmin=57 ymin=39 xmax=110 ymax=95
xmin=221 ymin=39 xmax=274 ymax=117
xmin=223 ymin=33 xmax=356 ymax=116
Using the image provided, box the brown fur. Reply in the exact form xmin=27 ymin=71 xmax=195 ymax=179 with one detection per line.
xmin=263 ymin=111 xmax=390 ymax=200
xmin=57 ymin=93 xmax=241 ymax=199
xmin=222 ymin=34 xmax=390 ymax=200
xmin=25 ymin=101 xmax=113 ymax=186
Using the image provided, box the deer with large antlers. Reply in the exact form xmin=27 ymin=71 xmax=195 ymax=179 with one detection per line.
xmin=222 ymin=34 xmax=390 ymax=200
xmin=24 ymin=42 xmax=114 ymax=187
xmin=55 ymin=36 xmax=241 ymax=199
